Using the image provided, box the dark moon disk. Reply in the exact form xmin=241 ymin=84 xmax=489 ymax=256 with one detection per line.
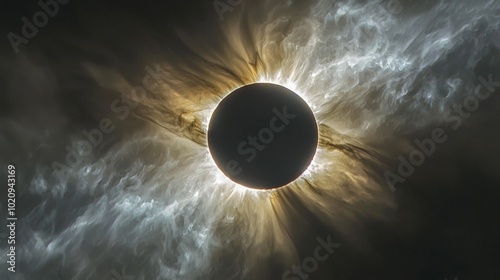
xmin=208 ymin=83 xmax=318 ymax=190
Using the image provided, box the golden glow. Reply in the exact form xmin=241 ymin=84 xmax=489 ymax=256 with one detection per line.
xmin=84 ymin=2 xmax=398 ymax=270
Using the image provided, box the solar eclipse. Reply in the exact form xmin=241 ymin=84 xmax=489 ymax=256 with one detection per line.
xmin=207 ymin=83 xmax=318 ymax=190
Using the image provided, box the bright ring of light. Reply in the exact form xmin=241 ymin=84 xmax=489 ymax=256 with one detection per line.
xmin=207 ymin=83 xmax=318 ymax=190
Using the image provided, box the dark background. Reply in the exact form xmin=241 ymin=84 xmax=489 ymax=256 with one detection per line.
xmin=1 ymin=0 xmax=500 ymax=279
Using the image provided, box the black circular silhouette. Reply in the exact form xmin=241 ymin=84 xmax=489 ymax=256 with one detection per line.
xmin=208 ymin=83 xmax=318 ymax=190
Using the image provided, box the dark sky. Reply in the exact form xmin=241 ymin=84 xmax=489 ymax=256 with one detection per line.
xmin=1 ymin=1 xmax=500 ymax=280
